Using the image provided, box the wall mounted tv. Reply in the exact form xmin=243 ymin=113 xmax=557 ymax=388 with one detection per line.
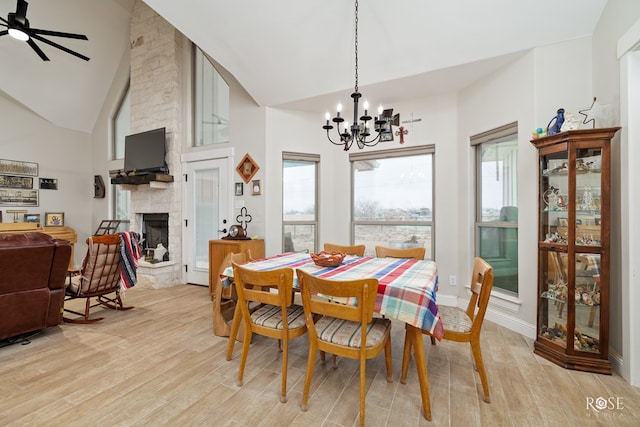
xmin=124 ymin=127 xmax=168 ymax=174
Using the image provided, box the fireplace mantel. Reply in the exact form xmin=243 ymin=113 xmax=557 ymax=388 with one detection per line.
xmin=111 ymin=173 xmax=174 ymax=186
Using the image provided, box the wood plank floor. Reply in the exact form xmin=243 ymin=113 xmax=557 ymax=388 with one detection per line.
xmin=1 ymin=284 xmax=639 ymax=426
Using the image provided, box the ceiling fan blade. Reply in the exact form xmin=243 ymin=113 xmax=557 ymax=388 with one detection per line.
xmin=27 ymin=38 xmax=49 ymax=61
xmin=0 ymin=15 xmax=9 ymax=25
xmin=30 ymin=28 xmax=88 ymax=40
xmin=31 ymin=33 xmax=89 ymax=61
xmin=0 ymin=30 xmax=8 ymax=37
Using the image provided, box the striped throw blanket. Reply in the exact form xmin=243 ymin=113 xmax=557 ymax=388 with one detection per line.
xmin=119 ymin=231 xmax=141 ymax=289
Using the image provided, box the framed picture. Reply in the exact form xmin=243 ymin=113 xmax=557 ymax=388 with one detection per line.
xmin=39 ymin=178 xmax=58 ymax=190
xmin=45 ymin=212 xmax=64 ymax=227
xmin=24 ymin=213 xmax=41 ymax=226
xmin=0 ymin=175 xmax=33 ymax=189
xmin=236 ymin=153 xmax=260 ymax=183
xmin=251 ymin=179 xmax=262 ymax=195
xmin=235 ymin=182 xmax=243 ymax=196
xmin=0 ymin=189 xmax=39 ymax=207
xmin=0 ymin=159 xmax=38 ymax=177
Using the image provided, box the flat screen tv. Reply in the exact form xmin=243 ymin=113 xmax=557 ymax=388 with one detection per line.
xmin=124 ymin=127 xmax=168 ymax=174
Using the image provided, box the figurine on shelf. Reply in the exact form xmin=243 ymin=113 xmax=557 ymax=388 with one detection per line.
xmin=547 ymin=108 xmax=565 ymax=135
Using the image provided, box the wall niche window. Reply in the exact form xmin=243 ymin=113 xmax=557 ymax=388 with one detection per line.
xmin=194 ymin=46 xmax=230 ymax=146
xmin=112 ymin=84 xmax=130 ymax=160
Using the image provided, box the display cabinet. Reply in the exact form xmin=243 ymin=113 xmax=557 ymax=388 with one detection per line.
xmin=531 ymin=127 xmax=619 ymax=374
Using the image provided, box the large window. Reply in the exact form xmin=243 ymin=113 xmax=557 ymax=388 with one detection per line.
xmin=351 ymin=146 xmax=434 ymax=258
xmin=283 ymin=152 xmax=319 ymax=254
xmin=194 ymin=46 xmax=229 ymax=146
xmin=472 ymin=123 xmax=519 ymax=294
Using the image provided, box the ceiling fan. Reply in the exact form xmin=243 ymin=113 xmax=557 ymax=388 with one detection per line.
xmin=0 ymin=0 xmax=89 ymax=61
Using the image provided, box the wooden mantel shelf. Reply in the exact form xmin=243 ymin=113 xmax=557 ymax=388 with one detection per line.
xmin=110 ymin=173 xmax=174 ymax=186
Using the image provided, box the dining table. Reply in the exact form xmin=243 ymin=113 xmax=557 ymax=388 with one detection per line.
xmin=222 ymin=251 xmax=442 ymax=420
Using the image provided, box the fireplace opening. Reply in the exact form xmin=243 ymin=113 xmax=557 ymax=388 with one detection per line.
xmin=142 ymin=213 xmax=169 ymax=262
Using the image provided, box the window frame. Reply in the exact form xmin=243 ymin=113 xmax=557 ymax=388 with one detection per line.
xmin=282 ymin=152 xmax=320 ymax=253
xmin=350 ymin=145 xmax=435 ymax=258
xmin=193 ymin=45 xmax=230 ymax=147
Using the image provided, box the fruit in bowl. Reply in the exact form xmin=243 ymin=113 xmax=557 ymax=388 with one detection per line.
xmin=310 ymin=251 xmax=345 ymax=267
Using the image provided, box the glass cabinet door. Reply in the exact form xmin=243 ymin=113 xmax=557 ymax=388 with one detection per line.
xmin=575 ymin=147 xmax=602 ymax=247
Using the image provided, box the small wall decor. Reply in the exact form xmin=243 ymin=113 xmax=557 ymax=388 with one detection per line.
xmin=0 ymin=189 xmax=39 ymax=207
xmin=236 ymin=153 xmax=260 ymax=183
xmin=235 ymin=182 xmax=243 ymax=196
xmin=0 ymin=175 xmax=33 ymax=189
xmin=251 ymin=180 xmax=262 ymax=195
xmin=94 ymin=175 xmax=105 ymax=198
xmin=6 ymin=209 xmax=28 ymax=222
xmin=24 ymin=213 xmax=41 ymax=226
xmin=40 ymin=178 xmax=58 ymax=190
xmin=0 ymin=159 xmax=38 ymax=176
xmin=45 ymin=212 xmax=64 ymax=227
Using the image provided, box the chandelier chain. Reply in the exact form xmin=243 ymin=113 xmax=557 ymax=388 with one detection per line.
xmin=354 ymin=0 xmax=359 ymax=93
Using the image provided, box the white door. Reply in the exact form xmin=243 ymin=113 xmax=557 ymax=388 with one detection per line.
xmin=184 ymin=158 xmax=229 ymax=285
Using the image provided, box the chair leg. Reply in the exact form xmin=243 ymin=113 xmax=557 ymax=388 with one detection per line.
xmin=237 ymin=326 xmax=252 ymax=387
xmin=470 ymin=339 xmax=490 ymax=403
xmin=280 ymin=336 xmax=288 ymax=403
xmin=301 ymin=341 xmax=317 ymax=411
xmin=359 ymin=356 xmax=366 ymax=427
xmin=384 ymin=335 xmax=393 ymax=383
xmin=226 ymin=304 xmax=242 ymax=361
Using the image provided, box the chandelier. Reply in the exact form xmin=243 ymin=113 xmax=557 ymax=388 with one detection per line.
xmin=323 ymin=0 xmax=386 ymax=151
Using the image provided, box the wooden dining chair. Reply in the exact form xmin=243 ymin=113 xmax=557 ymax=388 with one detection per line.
xmin=229 ymin=264 xmax=307 ymax=403
xmin=375 ymin=245 xmax=425 ymax=260
xmin=296 ymin=269 xmax=392 ymax=426
xmin=323 ymin=242 xmax=366 ymax=256
xmin=401 ymin=257 xmax=494 ymax=403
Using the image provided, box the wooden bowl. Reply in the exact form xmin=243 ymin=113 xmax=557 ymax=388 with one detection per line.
xmin=310 ymin=251 xmax=345 ymax=267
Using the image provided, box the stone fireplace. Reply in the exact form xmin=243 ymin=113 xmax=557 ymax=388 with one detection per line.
xmin=126 ymin=2 xmax=186 ymax=288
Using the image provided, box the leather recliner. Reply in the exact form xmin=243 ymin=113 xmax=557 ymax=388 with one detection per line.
xmin=0 ymin=232 xmax=71 ymax=341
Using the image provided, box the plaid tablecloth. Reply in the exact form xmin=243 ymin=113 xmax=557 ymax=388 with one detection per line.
xmin=222 ymin=252 xmax=443 ymax=340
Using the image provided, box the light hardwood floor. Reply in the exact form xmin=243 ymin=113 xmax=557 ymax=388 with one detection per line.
xmin=1 ymin=284 xmax=639 ymax=426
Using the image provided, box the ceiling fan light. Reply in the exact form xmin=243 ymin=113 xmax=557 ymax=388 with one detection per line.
xmin=9 ymin=28 xmax=29 ymax=41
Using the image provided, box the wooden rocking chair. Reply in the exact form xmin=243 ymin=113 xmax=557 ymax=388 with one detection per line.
xmin=63 ymin=234 xmax=134 ymax=323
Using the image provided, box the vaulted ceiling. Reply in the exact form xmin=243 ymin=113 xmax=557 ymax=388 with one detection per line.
xmin=0 ymin=0 xmax=608 ymax=133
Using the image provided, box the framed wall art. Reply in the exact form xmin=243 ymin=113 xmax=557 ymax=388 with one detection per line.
xmin=24 ymin=213 xmax=41 ymax=226
xmin=236 ymin=153 xmax=260 ymax=183
xmin=0 ymin=159 xmax=38 ymax=177
xmin=39 ymin=178 xmax=58 ymax=190
xmin=0 ymin=175 xmax=33 ymax=189
xmin=235 ymin=182 xmax=244 ymax=196
xmin=251 ymin=180 xmax=262 ymax=195
xmin=0 ymin=189 xmax=39 ymax=207
xmin=45 ymin=212 xmax=65 ymax=227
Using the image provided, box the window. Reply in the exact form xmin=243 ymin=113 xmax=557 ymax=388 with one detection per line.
xmin=283 ymin=152 xmax=319 ymax=253
xmin=472 ymin=123 xmax=519 ymax=294
xmin=113 ymin=85 xmax=130 ymax=160
xmin=351 ymin=146 xmax=434 ymax=258
xmin=194 ymin=46 xmax=229 ymax=146
xmin=112 ymin=84 xmax=130 ymax=223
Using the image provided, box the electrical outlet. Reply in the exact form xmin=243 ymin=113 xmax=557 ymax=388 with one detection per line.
xmin=449 ymin=275 xmax=456 ymax=286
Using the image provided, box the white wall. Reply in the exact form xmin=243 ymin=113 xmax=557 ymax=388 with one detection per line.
xmin=0 ymin=94 xmax=93 ymax=266
xmin=592 ymin=0 xmax=640 ymax=383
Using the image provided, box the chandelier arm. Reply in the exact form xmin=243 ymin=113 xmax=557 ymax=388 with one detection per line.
xmin=326 ymin=130 xmax=347 ymax=146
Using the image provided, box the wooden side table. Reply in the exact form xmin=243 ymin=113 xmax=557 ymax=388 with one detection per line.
xmin=209 ymin=239 xmax=264 ymax=337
